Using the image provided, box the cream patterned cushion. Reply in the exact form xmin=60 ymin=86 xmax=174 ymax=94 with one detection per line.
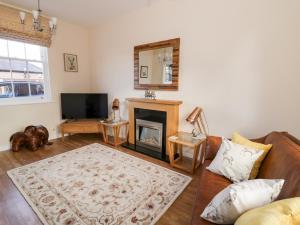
xmin=207 ymin=138 xmax=264 ymax=183
xmin=201 ymin=179 xmax=285 ymax=224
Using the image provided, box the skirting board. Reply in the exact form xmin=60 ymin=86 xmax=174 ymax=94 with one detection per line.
xmin=0 ymin=144 xmax=10 ymax=152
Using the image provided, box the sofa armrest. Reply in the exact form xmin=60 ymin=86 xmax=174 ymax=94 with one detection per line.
xmin=204 ymin=136 xmax=222 ymax=160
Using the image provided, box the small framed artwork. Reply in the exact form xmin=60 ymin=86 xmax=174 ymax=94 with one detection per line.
xmin=140 ymin=66 xmax=148 ymax=78
xmin=64 ymin=53 xmax=78 ymax=72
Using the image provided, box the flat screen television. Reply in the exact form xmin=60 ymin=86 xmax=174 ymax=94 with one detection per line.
xmin=61 ymin=93 xmax=108 ymax=119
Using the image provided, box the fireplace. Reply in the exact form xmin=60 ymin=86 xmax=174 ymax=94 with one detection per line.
xmin=134 ymin=108 xmax=166 ymax=159
xmin=125 ymin=98 xmax=182 ymax=162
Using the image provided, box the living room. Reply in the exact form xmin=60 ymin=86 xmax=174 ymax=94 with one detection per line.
xmin=0 ymin=0 xmax=300 ymax=225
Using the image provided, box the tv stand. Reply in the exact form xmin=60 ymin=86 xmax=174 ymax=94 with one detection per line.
xmin=60 ymin=119 xmax=102 ymax=141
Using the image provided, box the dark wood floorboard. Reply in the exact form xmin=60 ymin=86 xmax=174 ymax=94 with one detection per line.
xmin=0 ymin=134 xmax=200 ymax=225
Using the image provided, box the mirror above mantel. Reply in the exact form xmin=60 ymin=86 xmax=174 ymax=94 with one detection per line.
xmin=134 ymin=38 xmax=180 ymax=91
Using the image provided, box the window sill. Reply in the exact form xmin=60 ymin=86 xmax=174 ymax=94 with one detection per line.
xmin=0 ymin=97 xmax=54 ymax=107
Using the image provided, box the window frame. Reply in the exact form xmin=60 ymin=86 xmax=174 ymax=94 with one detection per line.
xmin=0 ymin=39 xmax=52 ymax=106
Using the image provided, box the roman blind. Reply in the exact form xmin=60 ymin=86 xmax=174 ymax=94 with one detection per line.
xmin=0 ymin=3 xmax=52 ymax=47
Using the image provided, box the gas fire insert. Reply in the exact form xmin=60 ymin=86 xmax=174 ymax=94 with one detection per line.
xmin=136 ymin=119 xmax=163 ymax=152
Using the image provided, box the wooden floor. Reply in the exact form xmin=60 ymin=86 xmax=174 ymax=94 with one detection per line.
xmin=0 ymin=134 xmax=200 ymax=225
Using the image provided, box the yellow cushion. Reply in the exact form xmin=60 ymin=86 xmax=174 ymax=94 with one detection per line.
xmin=235 ymin=197 xmax=300 ymax=225
xmin=232 ymin=132 xmax=272 ymax=179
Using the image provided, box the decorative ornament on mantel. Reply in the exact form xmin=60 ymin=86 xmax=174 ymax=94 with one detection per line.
xmin=145 ymin=90 xmax=156 ymax=100
xmin=19 ymin=0 xmax=57 ymax=34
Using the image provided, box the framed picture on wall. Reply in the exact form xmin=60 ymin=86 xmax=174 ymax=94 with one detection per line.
xmin=64 ymin=53 xmax=78 ymax=72
xmin=140 ymin=66 xmax=148 ymax=78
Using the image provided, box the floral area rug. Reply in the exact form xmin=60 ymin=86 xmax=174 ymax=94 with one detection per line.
xmin=7 ymin=143 xmax=191 ymax=225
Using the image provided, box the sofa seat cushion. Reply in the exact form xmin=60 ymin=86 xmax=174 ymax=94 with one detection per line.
xmin=192 ymin=160 xmax=232 ymax=225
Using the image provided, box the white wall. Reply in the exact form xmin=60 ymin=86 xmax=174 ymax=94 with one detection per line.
xmin=0 ymin=20 xmax=91 ymax=150
xmin=90 ymin=0 xmax=300 ymax=139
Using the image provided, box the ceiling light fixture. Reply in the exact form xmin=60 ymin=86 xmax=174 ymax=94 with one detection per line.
xmin=19 ymin=0 xmax=57 ymax=34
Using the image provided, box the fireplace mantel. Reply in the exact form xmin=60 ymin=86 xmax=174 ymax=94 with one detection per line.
xmin=126 ymin=98 xmax=182 ymax=159
xmin=126 ymin=98 xmax=182 ymax=105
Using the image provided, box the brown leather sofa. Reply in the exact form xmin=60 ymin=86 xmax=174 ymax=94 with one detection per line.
xmin=191 ymin=131 xmax=300 ymax=225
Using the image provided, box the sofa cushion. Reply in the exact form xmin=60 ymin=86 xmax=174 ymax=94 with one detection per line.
xmin=232 ymin=132 xmax=273 ymax=179
xmin=201 ymin=179 xmax=284 ymax=224
xmin=258 ymin=132 xmax=300 ymax=199
xmin=235 ymin=197 xmax=300 ymax=225
xmin=192 ymin=160 xmax=232 ymax=225
xmin=207 ymin=138 xmax=264 ymax=183
xmin=232 ymin=132 xmax=273 ymax=151
xmin=204 ymin=135 xmax=267 ymax=161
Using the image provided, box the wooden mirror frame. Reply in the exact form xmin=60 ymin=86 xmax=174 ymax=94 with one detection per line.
xmin=134 ymin=38 xmax=180 ymax=91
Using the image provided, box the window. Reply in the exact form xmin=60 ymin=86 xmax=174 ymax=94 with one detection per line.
xmin=0 ymin=38 xmax=51 ymax=105
xmin=163 ymin=64 xmax=172 ymax=84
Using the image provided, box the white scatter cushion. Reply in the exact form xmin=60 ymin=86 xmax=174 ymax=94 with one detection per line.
xmin=207 ymin=138 xmax=264 ymax=183
xmin=201 ymin=179 xmax=285 ymax=224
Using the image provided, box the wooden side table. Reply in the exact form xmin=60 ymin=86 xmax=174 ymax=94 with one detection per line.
xmin=100 ymin=120 xmax=129 ymax=146
xmin=167 ymin=131 xmax=206 ymax=174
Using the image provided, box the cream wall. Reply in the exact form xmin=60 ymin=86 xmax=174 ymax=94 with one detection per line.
xmin=2 ymin=0 xmax=299 ymax=150
xmin=0 ymin=20 xmax=91 ymax=150
xmin=90 ymin=0 xmax=300 ymax=138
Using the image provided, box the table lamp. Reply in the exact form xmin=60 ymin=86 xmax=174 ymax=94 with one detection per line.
xmin=186 ymin=107 xmax=208 ymax=139
xmin=112 ymin=98 xmax=120 ymax=122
